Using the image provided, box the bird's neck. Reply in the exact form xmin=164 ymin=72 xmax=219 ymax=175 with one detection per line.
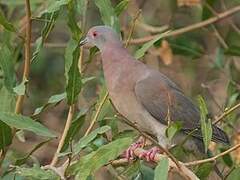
xmin=101 ymin=44 xmax=132 ymax=70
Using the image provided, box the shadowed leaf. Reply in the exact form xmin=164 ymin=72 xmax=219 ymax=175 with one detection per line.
xmin=0 ymin=10 xmax=16 ymax=32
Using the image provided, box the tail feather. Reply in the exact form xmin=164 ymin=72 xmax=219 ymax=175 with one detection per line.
xmin=212 ymin=125 xmax=230 ymax=145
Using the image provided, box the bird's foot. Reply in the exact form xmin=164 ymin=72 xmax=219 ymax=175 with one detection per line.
xmin=123 ymin=137 xmax=145 ymax=161
xmin=139 ymin=147 xmax=161 ymax=162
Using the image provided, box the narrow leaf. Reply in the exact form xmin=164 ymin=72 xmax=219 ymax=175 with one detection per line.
xmin=73 ymin=125 xmax=111 ymax=155
xmin=13 ymin=78 xmax=28 ymax=96
xmin=135 ymin=31 xmax=171 ymax=59
xmin=0 ymin=10 xmax=16 ymax=32
xmin=69 ymin=137 xmax=133 ymax=179
xmin=0 ymin=44 xmax=16 ymax=92
xmin=197 ymin=95 xmax=212 ymax=153
xmin=114 ymin=0 xmax=129 ymax=16
xmin=94 ymin=0 xmax=120 ymax=33
xmin=65 ymin=43 xmax=82 ymax=105
xmin=154 ymin=157 xmax=169 ymax=180
xmin=166 ymin=122 xmax=182 ymax=141
xmin=0 ymin=112 xmax=56 ymax=138
xmin=33 ymin=92 xmax=66 ymax=116
xmin=226 ymin=167 xmax=240 ymax=180
xmin=15 ymin=165 xmax=59 ymax=180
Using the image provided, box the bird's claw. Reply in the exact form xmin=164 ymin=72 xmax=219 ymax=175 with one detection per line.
xmin=124 ymin=138 xmax=145 ymax=161
xmin=139 ymin=147 xmax=161 ymax=162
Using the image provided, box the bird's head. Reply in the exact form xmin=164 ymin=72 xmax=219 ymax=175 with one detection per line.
xmin=79 ymin=26 xmax=122 ymax=50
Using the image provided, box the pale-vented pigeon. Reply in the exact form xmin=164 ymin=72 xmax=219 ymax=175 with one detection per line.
xmin=80 ymin=26 xmax=229 ymax=157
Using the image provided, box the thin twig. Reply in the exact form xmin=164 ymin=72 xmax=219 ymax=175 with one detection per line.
xmin=50 ymin=105 xmax=75 ymax=166
xmin=129 ymin=5 xmax=240 ymax=44
xmin=213 ymin=102 xmax=240 ymax=124
xmin=125 ymin=10 xmax=141 ymax=47
xmin=84 ymin=92 xmax=109 ymax=136
xmin=184 ymin=143 xmax=240 ymax=166
xmin=137 ymin=22 xmax=169 ymax=34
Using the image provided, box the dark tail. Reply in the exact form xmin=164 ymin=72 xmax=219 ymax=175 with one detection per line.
xmin=212 ymin=125 xmax=230 ymax=145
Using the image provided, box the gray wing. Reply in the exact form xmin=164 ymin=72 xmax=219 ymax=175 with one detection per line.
xmin=134 ymin=72 xmax=229 ymax=144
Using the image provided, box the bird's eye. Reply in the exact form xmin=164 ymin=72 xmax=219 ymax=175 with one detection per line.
xmin=92 ymin=31 xmax=98 ymax=37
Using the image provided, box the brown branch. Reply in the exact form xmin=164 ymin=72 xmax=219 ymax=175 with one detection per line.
xmin=213 ymin=102 xmax=240 ymax=124
xmin=50 ymin=105 xmax=75 ymax=166
xmin=128 ymin=5 xmax=240 ymax=44
xmin=111 ymin=147 xmax=199 ymax=180
xmin=15 ymin=0 xmax=32 ymax=114
xmin=184 ymin=143 xmax=240 ymax=166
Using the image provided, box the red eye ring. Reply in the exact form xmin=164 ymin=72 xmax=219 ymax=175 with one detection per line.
xmin=93 ymin=31 xmax=97 ymax=37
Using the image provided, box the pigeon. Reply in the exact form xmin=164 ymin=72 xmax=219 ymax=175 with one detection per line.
xmin=80 ymin=25 xmax=229 ymax=159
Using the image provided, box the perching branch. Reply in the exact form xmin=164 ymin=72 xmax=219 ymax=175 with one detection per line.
xmin=184 ymin=143 xmax=240 ymax=166
xmin=111 ymin=147 xmax=200 ymax=180
xmin=128 ymin=5 xmax=240 ymax=44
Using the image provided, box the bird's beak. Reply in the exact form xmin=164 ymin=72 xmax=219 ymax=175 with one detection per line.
xmin=79 ymin=37 xmax=88 ymax=46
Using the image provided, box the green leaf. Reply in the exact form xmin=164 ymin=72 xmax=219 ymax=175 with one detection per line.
xmin=0 ymin=10 xmax=16 ymax=32
xmin=226 ymin=167 xmax=240 ymax=180
xmin=220 ymin=148 xmax=233 ymax=167
xmin=67 ymin=0 xmax=82 ymax=41
xmin=121 ymin=161 xmax=140 ymax=179
xmin=197 ymin=95 xmax=212 ymax=153
xmin=32 ymin=12 xmax=59 ymax=62
xmin=214 ymin=47 xmax=224 ymax=69
xmin=0 ymin=86 xmax=16 ymax=112
xmin=225 ymin=45 xmax=240 ymax=56
xmin=140 ymin=162 xmax=154 ymax=180
xmin=154 ymin=157 xmax=169 ymax=180
xmin=40 ymin=0 xmax=69 ymax=15
xmin=13 ymin=78 xmax=28 ymax=96
xmin=166 ymin=122 xmax=182 ymax=141
xmin=68 ymin=137 xmax=133 ymax=179
xmin=15 ymin=165 xmax=60 ymax=180
xmin=0 ymin=112 xmax=56 ymax=138
xmin=0 ymin=44 xmax=16 ymax=92
xmin=135 ymin=31 xmax=171 ymax=59
xmin=169 ymin=35 xmax=203 ymax=58
xmin=0 ymin=121 xmax=12 ymax=150
xmin=60 ymin=110 xmax=87 ymax=152
xmin=94 ymin=0 xmax=120 ymax=33
xmin=0 ymin=86 xmax=15 ymax=150
xmin=15 ymin=139 xmax=51 ymax=166
xmin=65 ymin=42 xmax=82 ymax=105
xmin=73 ymin=125 xmax=111 ymax=155
xmin=195 ymin=162 xmax=213 ymax=179
xmin=114 ymin=0 xmax=129 ymax=16
xmin=33 ymin=92 xmax=66 ymax=116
